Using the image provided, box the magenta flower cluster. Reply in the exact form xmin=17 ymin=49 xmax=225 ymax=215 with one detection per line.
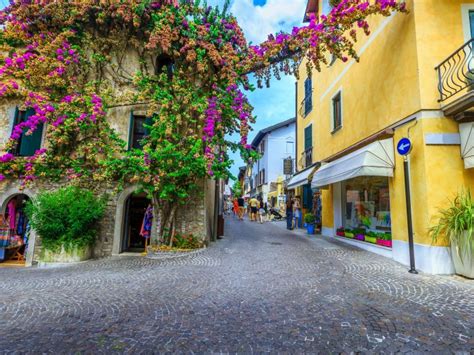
xmin=227 ymin=84 xmax=251 ymax=149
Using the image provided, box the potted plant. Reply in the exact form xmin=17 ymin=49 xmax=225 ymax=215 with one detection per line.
xmin=430 ymin=190 xmax=474 ymax=278
xmin=364 ymin=231 xmax=377 ymax=244
xmin=304 ymin=213 xmax=316 ymax=235
xmin=344 ymin=228 xmax=354 ymax=238
xmin=376 ymin=233 xmax=392 ymax=248
xmin=26 ymin=186 xmax=106 ymax=263
xmin=353 ymin=228 xmax=366 ymax=241
xmin=336 ymin=227 xmax=345 ymax=237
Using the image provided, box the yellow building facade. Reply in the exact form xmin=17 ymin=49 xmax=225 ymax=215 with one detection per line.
xmin=295 ymin=0 xmax=474 ymax=274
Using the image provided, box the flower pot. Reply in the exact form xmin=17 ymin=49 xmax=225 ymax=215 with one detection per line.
xmin=40 ymin=244 xmax=92 ymax=263
xmin=450 ymin=232 xmax=474 ymax=279
xmin=306 ymin=224 xmax=315 ymax=235
xmin=354 ymin=234 xmax=365 ymax=241
xmin=364 ymin=235 xmax=377 ymax=244
xmin=336 ymin=231 xmax=345 ymax=237
xmin=344 ymin=232 xmax=354 ymax=238
xmin=376 ymin=239 xmax=392 ymax=248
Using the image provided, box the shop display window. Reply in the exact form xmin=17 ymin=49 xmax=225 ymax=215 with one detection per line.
xmin=342 ymin=176 xmax=391 ymax=232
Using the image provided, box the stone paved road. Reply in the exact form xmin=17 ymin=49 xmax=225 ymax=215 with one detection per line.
xmin=1 ymin=218 xmax=473 ymax=353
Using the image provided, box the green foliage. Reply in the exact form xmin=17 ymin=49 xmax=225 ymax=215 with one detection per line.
xmin=232 ymin=179 xmax=242 ymax=198
xmin=304 ymin=213 xmax=315 ymax=224
xmin=172 ymin=233 xmax=202 ymax=249
xmin=25 ymin=186 xmax=107 ymax=252
xmin=430 ymin=189 xmax=474 ymax=246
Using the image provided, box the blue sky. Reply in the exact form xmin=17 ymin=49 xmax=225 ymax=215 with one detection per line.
xmin=220 ymin=0 xmax=307 ymax=177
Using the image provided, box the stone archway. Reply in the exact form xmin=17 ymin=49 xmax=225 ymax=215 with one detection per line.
xmin=0 ymin=186 xmax=37 ymax=267
xmin=112 ymin=185 xmax=141 ymax=255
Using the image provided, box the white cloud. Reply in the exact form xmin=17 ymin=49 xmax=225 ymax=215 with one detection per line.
xmin=230 ymin=0 xmax=307 ymax=44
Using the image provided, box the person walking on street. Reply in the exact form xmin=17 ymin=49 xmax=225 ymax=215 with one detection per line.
xmin=249 ymin=197 xmax=259 ymax=222
xmin=286 ymin=199 xmax=294 ymax=230
xmin=233 ymin=198 xmax=239 ymax=218
xmin=258 ymin=198 xmax=266 ymax=224
xmin=293 ymin=196 xmax=302 ymax=229
xmin=237 ymin=196 xmax=245 ymax=221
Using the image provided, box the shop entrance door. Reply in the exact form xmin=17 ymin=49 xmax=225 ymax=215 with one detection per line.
xmin=1 ymin=194 xmax=30 ymax=263
xmin=122 ymin=195 xmax=150 ymax=253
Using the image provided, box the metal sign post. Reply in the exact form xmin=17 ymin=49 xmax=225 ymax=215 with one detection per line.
xmin=397 ymin=138 xmax=418 ymax=274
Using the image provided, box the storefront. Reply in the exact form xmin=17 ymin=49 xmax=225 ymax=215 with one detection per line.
xmin=0 ymin=194 xmax=31 ymax=264
xmin=312 ymin=138 xmax=394 ymax=248
xmin=122 ymin=194 xmax=152 ymax=253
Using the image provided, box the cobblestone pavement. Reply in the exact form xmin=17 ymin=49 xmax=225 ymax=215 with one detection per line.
xmin=0 ymin=218 xmax=473 ymax=353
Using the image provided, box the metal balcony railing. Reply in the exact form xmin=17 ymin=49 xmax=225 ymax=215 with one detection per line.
xmin=298 ymin=147 xmax=313 ymax=169
xmin=435 ymin=38 xmax=474 ymax=102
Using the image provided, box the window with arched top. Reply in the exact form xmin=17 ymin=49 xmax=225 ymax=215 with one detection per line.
xmin=155 ymin=54 xmax=174 ymax=80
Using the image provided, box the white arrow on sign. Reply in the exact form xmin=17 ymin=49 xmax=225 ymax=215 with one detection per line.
xmin=398 ymin=143 xmax=410 ymax=151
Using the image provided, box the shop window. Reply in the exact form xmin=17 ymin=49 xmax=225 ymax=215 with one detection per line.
xmin=156 ymin=54 xmax=174 ymax=80
xmin=128 ymin=113 xmax=152 ymax=150
xmin=470 ymin=10 xmax=474 ymax=39
xmin=11 ymin=108 xmax=44 ymax=157
xmin=332 ymin=91 xmax=342 ymax=133
xmin=342 ymin=176 xmax=391 ymax=232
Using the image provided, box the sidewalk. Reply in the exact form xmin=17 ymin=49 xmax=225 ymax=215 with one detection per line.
xmin=271 ymin=220 xmax=341 ymax=249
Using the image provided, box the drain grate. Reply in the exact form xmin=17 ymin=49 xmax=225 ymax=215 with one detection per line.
xmin=268 ymin=242 xmax=283 ymax=245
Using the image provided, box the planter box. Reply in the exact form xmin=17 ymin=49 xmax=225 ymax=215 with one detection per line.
xmin=354 ymin=234 xmax=365 ymax=241
xmin=451 ymin=232 xmax=474 ymax=279
xmin=40 ymin=244 xmax=92 ymax=263
xmin=336 ymin=231 xmax=345 ymax=237
xmin=376 ymin=239 xmax=392 ymax=248
xmin=364 ymin=236 xmax=377 ymax=244
xmin=344 ymin=232 xmax=354 ymax=238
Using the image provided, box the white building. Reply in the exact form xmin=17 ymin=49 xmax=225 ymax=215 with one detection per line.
xmin=247 ymin=118 xmax=296 ymax=205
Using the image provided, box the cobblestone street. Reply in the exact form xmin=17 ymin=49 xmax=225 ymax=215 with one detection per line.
xmin=0 ymin=217 xmax=473 ymax=353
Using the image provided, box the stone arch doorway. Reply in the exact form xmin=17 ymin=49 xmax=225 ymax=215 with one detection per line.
xmin=0 ymin=193 xmax=31 ymax=265
xmin=121 ymin=193 xmax=151 ymax=253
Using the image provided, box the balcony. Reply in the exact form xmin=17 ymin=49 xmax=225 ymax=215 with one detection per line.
xmin=436 ymin=39 xmax=474 ymax=120
xmin=298 ymin=147 xmax=313 ymax=170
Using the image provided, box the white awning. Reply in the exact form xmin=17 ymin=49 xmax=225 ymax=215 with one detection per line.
xmin=311 ymin=138 xmax=395 ymax=188
xmin=287 ymin=166 xmax=317 ymax=189
xmin=459 ymin=122 xmax=474 ymax=169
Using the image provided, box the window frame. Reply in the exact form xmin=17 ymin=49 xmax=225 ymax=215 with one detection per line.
xmin=462 ymin=5 xmax=474 ymax=43
xmin=11 ymin=108 xmax=44 ymax=157
xmin=128 ymin=114 xmax=151 ymax=150
xmin=331 ymin=90 xmax=343 ymax=134
xmin=304 ymin=77 xmax=313 ymax=117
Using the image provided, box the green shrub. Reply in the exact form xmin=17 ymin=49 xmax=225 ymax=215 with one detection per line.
xmin=25 ymin=186 xmax=107 ymax=252
xmin=172 ymin=233 xmax=202 ymax=249
xmin=304 ymin=213 xmax=316 ymax=224
xmin=430 ymin=189 xmax=474 ymax=246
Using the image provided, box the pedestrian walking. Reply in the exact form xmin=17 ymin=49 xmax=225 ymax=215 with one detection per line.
xmin=233 ymin=198 xmax=239 ymax=217
xmin=258 ymin=198 xmax=266 ymax=224
xmin=293 ymin=196 xmax=302 ymax=229
xmin=249 ymin=197 xmax=259 ymax=221
xmin=237 ymin=196 xmax=245 ymax=221
xmin=286 ymin=199 xmax=294 ymax=230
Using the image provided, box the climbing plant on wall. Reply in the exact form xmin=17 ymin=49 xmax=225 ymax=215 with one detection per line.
xmin=0 ymin=0 xmax=406 ymax=244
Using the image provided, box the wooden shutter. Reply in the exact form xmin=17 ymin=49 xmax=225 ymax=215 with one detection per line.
xmin=304 ymin=125 xmax=312 ymax=150
xmin=19 ymin=108 xmax=44 ymax=156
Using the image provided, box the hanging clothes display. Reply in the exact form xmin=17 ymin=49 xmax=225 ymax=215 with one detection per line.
xmin=140 ymin=205 xmax=153 ymax=239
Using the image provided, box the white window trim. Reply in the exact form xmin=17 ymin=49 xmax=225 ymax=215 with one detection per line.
xmin=330 ymin=88 xmax=343 ymax=133
xmin=461 ymin=4 xmax=474 ymax=43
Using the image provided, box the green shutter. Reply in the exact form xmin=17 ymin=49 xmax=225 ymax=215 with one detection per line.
xmin=128 ymin=110 xmax=134 ymax=150
xmin=303 ymin=184 xmax=313 ymax=211
xmin=19 ymin=108 xmax=43 ymax=156
xmin=304 ymin=125 xmax=312 ymax=150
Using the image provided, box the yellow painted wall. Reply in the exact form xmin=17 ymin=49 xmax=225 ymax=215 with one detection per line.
xmin=298 ymin=0 xmax=474 ymax=246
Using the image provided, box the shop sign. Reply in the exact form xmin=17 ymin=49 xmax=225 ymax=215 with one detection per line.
xmin=397 ymin=137 xmax=412 ymax=156
xmin=283 ymin=158 xmax=293 ymax=175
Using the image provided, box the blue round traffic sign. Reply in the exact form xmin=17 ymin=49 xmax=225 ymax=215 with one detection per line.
xmin=397 ymin=137 xmax=412 ymax=156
